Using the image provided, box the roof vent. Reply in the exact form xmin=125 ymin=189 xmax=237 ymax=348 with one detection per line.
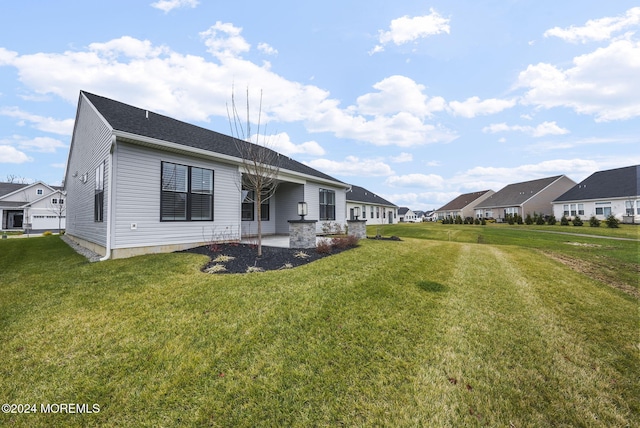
xmin=145 ymin=110 xmax=149 ymax=119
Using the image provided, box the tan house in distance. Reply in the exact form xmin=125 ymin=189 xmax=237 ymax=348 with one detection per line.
xmin=434 ymin=190 xmax=494 ymax=220
xmin=474 ymin=175 xmax=576 ymax=221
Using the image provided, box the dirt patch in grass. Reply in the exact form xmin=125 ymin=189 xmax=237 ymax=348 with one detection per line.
xmin=181 ymin=242 xmax=354 ymax=274
xmin=545 ymin=252 xmax=640 ymax=299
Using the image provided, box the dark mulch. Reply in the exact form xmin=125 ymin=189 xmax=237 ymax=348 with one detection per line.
xmin=181 ymin=243 xmax=345 ymax=274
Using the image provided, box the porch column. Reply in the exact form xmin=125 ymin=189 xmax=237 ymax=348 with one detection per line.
xmin=288 ymin=220 xmax=317 ymax=248
xmin=347 ymin=219 xmax=367 ymax=239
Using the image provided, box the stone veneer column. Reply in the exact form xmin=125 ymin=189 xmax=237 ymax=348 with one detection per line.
xmin=288 ymin=220 xmax=318 ymax=248
xmin=346 ymin=220 xmax=367 ymax=239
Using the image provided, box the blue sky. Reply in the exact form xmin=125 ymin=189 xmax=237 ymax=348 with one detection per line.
xmin=1 ymin=1 xmax=639 ymax=210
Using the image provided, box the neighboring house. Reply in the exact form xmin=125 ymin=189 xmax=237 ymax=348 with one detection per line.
xmin=552 ymin=165 xmax=639 ymax=223
xmin=64 ymin=91 xmax=349 ymax=259
xmin=346 ymin=184 xmax=398 ymax=224
xmin=424 ymin=210 xmax=437 ymax=222
xmin=435 ymin=190 xmax=495 ymax=220
xmin=474 ymin=175 xmax=576 ymax=221
xmin=413 ymin=210 xmax=426 ymax=222
xmin=398 ymin=207 xmax=419 ymax=222
xmin=0 ymin=181 xmax=66 ymax=232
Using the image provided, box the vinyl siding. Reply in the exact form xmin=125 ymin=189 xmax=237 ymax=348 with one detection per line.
xmin=274 ymin=182 xmax=304 ymax=234
xmin=304 ymin=182 xmax=347 ymax=233
xmin=112 ymin=142 xmax=241 ymax=249
xmin=522 ymin=176 xmax=576 ymax=216
xmin=64 ymin=95 xmax=112 ymax=248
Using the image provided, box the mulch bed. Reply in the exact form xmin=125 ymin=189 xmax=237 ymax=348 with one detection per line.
xmin=181 ymin=243 xmax=344 ymax=274
xmin=181 ymin=236 xmax=402 ymax=274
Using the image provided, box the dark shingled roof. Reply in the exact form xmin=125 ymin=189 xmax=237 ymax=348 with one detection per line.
xmin=0 ymin=182 xmax=27 ymax=198
xmin=346 ymin=184 xmax=397 ymax=206
xmin=436 ymin=190 xmax=492 ymax=211
xmin=553 ymin=165 xmax=639 ymax=202
xmin=82 ymin=91 xmax=344 ymax=185
xmin=475 ymin=175 xmax=564 ymax=208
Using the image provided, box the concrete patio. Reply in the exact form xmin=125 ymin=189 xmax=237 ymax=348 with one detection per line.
xmin=241 ymin=234 xmax=330 ymax=248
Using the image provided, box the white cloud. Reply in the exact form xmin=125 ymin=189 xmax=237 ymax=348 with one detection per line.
xmin=355 ymin=75 xmax=445 ymax=118
xmin=151 ymin=0 xmax=199 ymax=13
xmin=200 ymin=22 xmax=251 ymax=58
xmin=385 ymin=173 xmax=445 ymax=189
xmin=0 ymin=145 xmax=32 ymax=163
xmin=455 ymin=159 xmax=600 ymax=190
xmin=385 ymin=191 xmax=457 ymax=209
xmin=257 ymin=43 xmax=278 ymax=56
xmin=390 ymin=152 xmax=413 ymax=163
xmin=17 ymin=136 xmax=67 ymax=153
xmin=255 ymin=132 xmax=325 ymax=156
xmin=448 ymin=96 xmax=516 ymax=118
xmin=0 ymin=28 xmax=457 ymax=149
xmin=304 ymin=156 xmax=394 ymax=177
xmin=517 ymin=38 xmax=640 ymax=121
xmin=544 ymin=7 xmax=640 ymax=43
xmin=0 ymin=107 xmax=74 ymax=135
xmin=482 ymin=121 xmax=569 ymax=137
xmin=372 ymin=9 xmax=450 ymax=54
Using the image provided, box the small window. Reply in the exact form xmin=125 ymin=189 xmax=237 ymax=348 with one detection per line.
xmin=95 ymin=162 xmax=105 ymax=222
xmin=362 ymin=205 xmax=366 ymax=219
xmin=319 ymin=189 xmax=336 ymax=221
xmin=52 ymin=198 xmax=58 ymax=204
xmin=242 ymin=190 xmax=254 ymax=221
xmin=37 ymin=189 xmax=43 ymax=195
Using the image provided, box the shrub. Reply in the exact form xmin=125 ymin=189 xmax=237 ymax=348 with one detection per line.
xmin=331 ymin=235 xmax=359 ymax=250
xmin=525 ymin=213 xmax=533 ymax=225
xmin=547 ymin=215 xmax=557 ymax=225
xmin=481 ymin=218 xmax=487 ymax=225
xmin=316 ymin=240 xmax=332 ymax=254
xmin=474 ymin=218 xmax=480 ymax=225
xmin=572 ymin=216 xmax=584 ymax=226
xmin=589 ymin=216 xmax=601 ymax=227
xmin=42 ymin=231 xmax=53 ymax=236
xmin=516 ymin=214 xmax=523 ymax=225
xmin=605 ymin=214 xmax=619 ymax=228
xmin=455 ymin=215 xmax=463 ymax=224
xmin=560 ymin=215 xmax=570 ymax=226
xmin=536 ymin=215 xmax=546 ymax=225
xmin=507 ymin=214 xmax=515 ymax=225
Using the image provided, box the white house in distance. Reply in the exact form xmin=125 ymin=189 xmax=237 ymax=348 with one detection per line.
xmin=0 ymin=181 xmax=66 ymax=232
xmin=552 ymin=165 xmax=639 ymax=223
xmin=398 ymin=207 xmax=420 ymax=222
xmin=64 ymin=91 xmax=349 ymax=259
xmin=345 ymin=184 xmax=398 ymax=224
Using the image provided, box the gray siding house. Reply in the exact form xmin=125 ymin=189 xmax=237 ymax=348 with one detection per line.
xmin=64 ymin=91 xmax=348 ymax=259
xmin=474 ymin=175 xmax=576 ymax=221
xmin=0 ymin=181 xmax=66 ymax=232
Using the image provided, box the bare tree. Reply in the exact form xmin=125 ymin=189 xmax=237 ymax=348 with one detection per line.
xmin=46 ymin=195 xmax=66 ymax=234
xmin=227 ymin=87 xmax=281 ymax=257
xmin=5 ymin=174 xmax=27 ymax=184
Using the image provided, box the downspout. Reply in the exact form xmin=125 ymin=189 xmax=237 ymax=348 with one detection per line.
xmin=99 ymin=135 xmax=116 ymax=261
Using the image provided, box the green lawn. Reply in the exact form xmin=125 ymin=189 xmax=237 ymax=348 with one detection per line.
xmin=0 ymin=229 xmax=638 ymax=427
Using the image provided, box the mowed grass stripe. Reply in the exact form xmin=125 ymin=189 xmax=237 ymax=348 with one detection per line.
xmin=413 ymin=243 xmax=636 ymax=427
